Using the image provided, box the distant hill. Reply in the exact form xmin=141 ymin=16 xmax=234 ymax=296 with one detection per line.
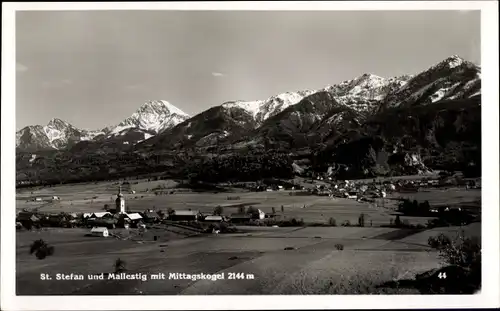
xmin=16 ymin=55 xmax=481 ymax=185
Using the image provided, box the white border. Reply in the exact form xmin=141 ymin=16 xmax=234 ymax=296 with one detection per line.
xmin=2 ymin=2 xmax=499 ymax=310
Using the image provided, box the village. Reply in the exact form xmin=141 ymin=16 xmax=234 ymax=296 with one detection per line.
xmin=16 ymin=171 xmax=481 ymax=235
xmin=15 ymin=172 xmax=481 ymax=295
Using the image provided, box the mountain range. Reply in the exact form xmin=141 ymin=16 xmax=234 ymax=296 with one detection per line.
xmin=16 ymin=55 xmax=482 ymax=183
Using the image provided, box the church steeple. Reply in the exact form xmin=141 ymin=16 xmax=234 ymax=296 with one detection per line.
xmin=116 ymin=185 xmax=125 ymax=213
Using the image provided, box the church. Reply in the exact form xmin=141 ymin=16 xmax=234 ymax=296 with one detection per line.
xmin=115 ymin=186 xmax=126 ymax=214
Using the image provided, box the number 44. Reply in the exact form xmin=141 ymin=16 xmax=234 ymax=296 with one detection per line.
xmin=438 ymin=272 xmax=447 ymax=279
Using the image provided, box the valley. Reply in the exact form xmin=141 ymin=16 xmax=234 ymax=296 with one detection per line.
xmin=16 ymin=177 xmax=481 ymax=295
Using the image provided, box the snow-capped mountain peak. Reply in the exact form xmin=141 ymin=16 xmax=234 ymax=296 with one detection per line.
xmin=47 ymin=118 xmax=71 ymax=129
xmin=16 ymin=118 xmax=82 ymax=150
xmin=138 ymin=100 xmax=189 ymax=118
xmin=109 ymin=100 xmax=190 ymax=135
xmin=445 ymin=55 xmax=465 ymax=68
xmin=382 ymin=55 xmax=481 ymax=109
xmin=322 ymin=73 xmax=411 ymax=113
xmin=221 ymin=90 xmax=316 ymax=125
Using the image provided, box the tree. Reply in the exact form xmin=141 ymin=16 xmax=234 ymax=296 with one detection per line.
xmin=30 ymin=239 xmax=55 ymax=260
xmin=114 ymin=258 xmax=126 ymax=273
xmin=272 ymin=207 xmax=276 ymax=215
xmin=395 ymin=215 xmax=402 ymax=227
xmin=281 ymin=205 xmax=285 ymax=212
xmin=358 ymin=213 xmax=365 ymax=227
xmin=214 ymin=205 xmax=224 ymax=216
xmin=238 ymin=206 xmax=246 ymax=214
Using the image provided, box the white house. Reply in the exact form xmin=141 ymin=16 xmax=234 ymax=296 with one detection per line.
xmin=345 ymin=192 xmax=358 ymax=199
xmin=256 ymin=209 xmax=266 ymax=220
xmin=126 ymin=213 xmax=143 ymax=221
xmin=204 ymin=215 xmax=223 ymax=222
xmin=90 ymin=227 xmax=109 ymax=237
xmin=52 ymin=196 xmax=60 ymax=200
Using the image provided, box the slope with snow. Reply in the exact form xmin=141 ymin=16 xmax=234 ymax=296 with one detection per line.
xmin=323 ymin=73 xmax=413 ymax=113
xmin=221 ymin=90 xmax=316 ymax=126
xmin=382 ymin=55 xmax=481 ymax=109
xmin=108 ymin=100 xmax=190 ymax=136
xmin=16 ymin=118 xmax=85 ymax=151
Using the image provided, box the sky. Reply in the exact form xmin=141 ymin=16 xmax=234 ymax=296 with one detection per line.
xmin=16 ymin=10 xmax=480 ymax=131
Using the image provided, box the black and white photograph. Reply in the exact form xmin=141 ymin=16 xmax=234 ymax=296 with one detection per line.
xmin=1 ymin=1 xmax=499 ymax=310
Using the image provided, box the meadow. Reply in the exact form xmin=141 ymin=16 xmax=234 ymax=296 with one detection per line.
xmin=15 ymin=178 xmax=482 ymax=295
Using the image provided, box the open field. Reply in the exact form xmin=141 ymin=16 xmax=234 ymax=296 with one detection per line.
xmin=17 ymin=178 xmax=482 ymax=227
xmin=16 ymin=222 xmax=481 ymax=295
xmin=387 ymin=187 xmax=481 ymax=208
xmin=15 ymin=179 xmax=481 ymax=294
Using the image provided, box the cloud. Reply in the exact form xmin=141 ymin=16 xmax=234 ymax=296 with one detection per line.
xmin=211 ymin=72 xmax=225 ymax=77
xmin=126 ymin=84 xmax=144 ymax=90
xmin=16 ymin=63 xmax=28 ymax=72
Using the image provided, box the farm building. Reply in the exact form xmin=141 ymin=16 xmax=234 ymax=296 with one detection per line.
xmin=115 ymin=214 xmax=131 ymax=228
xmin=142 ymin=210 xmax=159 ymax=222
xmin=345 ymin=192 xmax=358 ymax=199
xmin=90 ymin=227 xmax=109 ymax=237
xmin=203 ymin=215 xmax=224 ymax=222
xmin=16 ymin=212 xmax=40 ymax=228
xmin=91 ymin=212 xmax=113 ymax=219
xmin=125 ymin=213 xmax=143 ymax=221
xmin=51 ymin=196 xmax=60 ymax=200
xmin=86 ymin=215 xmax=117 ymax=229
xmin=43 ymin=214 xmax=69 ymax=227
xmin=229 ymin=214 xmax=252 ymax=223
xmin=169 ymin=210 xmax=201 ymax=221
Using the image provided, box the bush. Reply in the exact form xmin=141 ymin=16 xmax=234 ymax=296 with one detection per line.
xmin=424 ymin=231 xmax=481 ymax=293
xmin=428 ymin=233 xmax=452 ymax=250
xmin=335 ymin=244 xmax=344 ymax=251
xmin=341 ymin=220 xmax=351 ymax=227
xmin=439 ymin=231 xmax=481 ymax=268
xmin=328 ymin=217 xmax=337 ymax=227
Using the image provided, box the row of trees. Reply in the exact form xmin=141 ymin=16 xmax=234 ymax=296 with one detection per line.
xmin=185 ymin=153 xmax=294 ymax=183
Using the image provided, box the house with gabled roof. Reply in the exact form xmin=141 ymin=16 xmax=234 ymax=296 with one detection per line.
xmin=169 ymin=210 xmax=201 ymax=221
